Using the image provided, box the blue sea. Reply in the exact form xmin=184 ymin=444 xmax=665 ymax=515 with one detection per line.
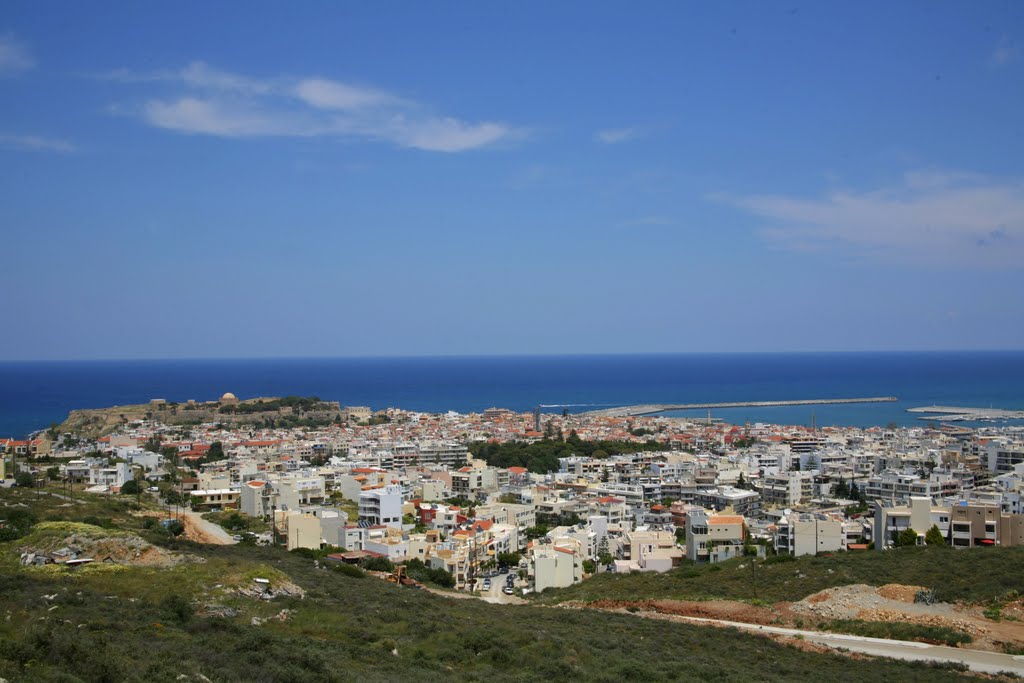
xmin=1 ymin=352 xmax=1023 ymax=438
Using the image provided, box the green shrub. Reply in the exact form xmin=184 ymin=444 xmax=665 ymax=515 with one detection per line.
xmin=81 ymin=515 xmax=116 ymax=529
xmin=331 ymin=562 xmax=365 ymax=579
xmin=822 ymin=619 xmax=972 ymax=647
xmin=361 ymin=556 xmax=394 ymax=573
xmin=161 ymin=594 xmax=194 ymax=624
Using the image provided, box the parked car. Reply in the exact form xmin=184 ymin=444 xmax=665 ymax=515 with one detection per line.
xmin=502 ymin=585 xmax=515 ymax=595
xmin=482 ymin=579 xmax=491 ymax=590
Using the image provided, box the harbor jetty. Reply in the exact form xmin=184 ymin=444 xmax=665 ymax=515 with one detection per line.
xmin=584 ymin=397 xmax=898 ymax=418
xmin=907 ymin=406 xmax=1024 ymax=422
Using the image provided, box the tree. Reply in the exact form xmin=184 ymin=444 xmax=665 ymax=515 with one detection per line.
xmin=497 ymin=551 xmax=520 ymax=568
xmin=201 ymin=441 xmax=225 ymax=463
xmin=121 ymin=479 xmax=141 ymax=496
xmin=833 ymin=478 xmax=850 ymax=498
xmin=736 ymin=473 xmax=748 ymax=490
xmin=46 ymin=466 xmax=61 ymax=481
xmin=14 ymin=472 xmax=34 ymax=488
xmin=925 ymin=525 xmax=946 ymax=546
xmin=582 ymin=559 xmax=596 ymax=574
xmin=894 ymin=528 xmax=919 ymax=547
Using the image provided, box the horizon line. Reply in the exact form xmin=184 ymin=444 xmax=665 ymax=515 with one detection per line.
xmin=2 ymin=348 xmax=1024 ymax=364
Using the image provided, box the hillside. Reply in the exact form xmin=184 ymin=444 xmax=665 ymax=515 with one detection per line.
xmin=0 ymin=486 xmax=983 ymax=682
xmin=56 ymin=395 xmax=343 ymax=438
xmin=537 ymin=546 xmax=1024 ymax=606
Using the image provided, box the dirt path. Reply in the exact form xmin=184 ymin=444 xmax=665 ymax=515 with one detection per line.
xmin=180 ymin=510 xmax=236 ymax=545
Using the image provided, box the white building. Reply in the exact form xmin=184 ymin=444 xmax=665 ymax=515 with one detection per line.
xmin=359 ymin=485 xmax=404 ymax=529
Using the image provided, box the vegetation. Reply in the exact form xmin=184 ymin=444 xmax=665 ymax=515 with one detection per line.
xmin=217 ymin=395 xmax=327 ymax=414
xmin=470 ymin=436 xmax=670 ymax=473
xmin=403 ymin=558 xmax=456 ymax=588
xmin=820 ymin=620 xmax=973 ymax=647
xmin=0 ymin=484 xmax=982 ymax=682
xmin=926 ymin=525 xmax=946 ymax=546
xmin=538 ymin=545 xmax=1024 ymax=606
xmin=203 ymin=510 xmax=270 ymax=534
xmin=892 ymin=527 xmax=921 ymax=548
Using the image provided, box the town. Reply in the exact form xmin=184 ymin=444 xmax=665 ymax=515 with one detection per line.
xmin=5 ymin=392 xmax=1024 ymax=599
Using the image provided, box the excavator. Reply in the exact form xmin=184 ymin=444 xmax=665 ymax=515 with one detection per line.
xmin=385 ymin=565 xmax=423 ymax=588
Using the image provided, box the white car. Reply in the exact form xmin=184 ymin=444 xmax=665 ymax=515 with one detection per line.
xmin=482 ymin=579 xmax=491 ymax=590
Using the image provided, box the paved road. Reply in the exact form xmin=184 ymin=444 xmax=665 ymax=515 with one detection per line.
xmin=675 ymin=616 xmax=1024 ymax=675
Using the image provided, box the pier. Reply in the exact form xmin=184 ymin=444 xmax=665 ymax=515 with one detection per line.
xmin=907 ymin=406 xmax=1024 ymax=422
xmin=584 ymin=397 xmax=899 ymax=418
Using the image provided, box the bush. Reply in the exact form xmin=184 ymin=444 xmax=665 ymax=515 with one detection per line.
xmin=331 ymin=563 xmax=365 ymax=579
xmin=2 ymin=507 xmax=37 ymax=528
xmin=404 ymin=558 xmax=456 ymax=588
xmin=82 ymin=515 xmax=116 ymax=529
xmin=822 ymin=619 xmax=972 ymax=646
xmin=14 ymin=472 xmax=34 ymax=488
xmin=361 ymin=556 xmax=394 ymax=573
xmin=161 ymin=594 xmax=194 ymax=624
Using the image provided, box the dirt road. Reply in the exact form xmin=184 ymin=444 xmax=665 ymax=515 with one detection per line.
xmin=180 ymin=510 xmax=236 ymax=545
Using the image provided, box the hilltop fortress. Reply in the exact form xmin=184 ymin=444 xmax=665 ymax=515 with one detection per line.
xmin=57 ymin=393 xmax=345 ymax=438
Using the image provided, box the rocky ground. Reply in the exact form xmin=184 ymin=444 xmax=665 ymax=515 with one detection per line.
xmin=18 ymin=522 xmax=198 ymax=568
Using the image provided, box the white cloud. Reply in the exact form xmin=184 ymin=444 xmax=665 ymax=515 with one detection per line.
xmin=98 ymin=61 xmax=275 ymax=95
xmin=294 ymin=77 xmax=403 ymax=111
xmin=143 ymin=98 xmax=320 ymax=138
xmin=383 ymin=116 xmax=511 ymax=152
xmin=990 ymin=37 xmax=1020 ymax=67
xmin=596 ymin=127 xmax=641 ymax=144
xmin=107 ymin=62 xmax=517 ymax=152
xmin=0 ymin=133 xmax=75 ymax=153
xmin=719 ymin=171 xmax=1024 ymax=268
xmin=0 ymin=33 xmax=33 ymax=75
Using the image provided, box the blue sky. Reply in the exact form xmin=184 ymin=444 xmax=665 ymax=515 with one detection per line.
xmin=1 ymin=2 xmax=1023 ymax=360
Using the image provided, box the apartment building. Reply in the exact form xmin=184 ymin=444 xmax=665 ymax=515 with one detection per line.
xmin=774 ymin=511 xmax=845 ymax=556
xmin=359 ymin=485 xmax=404 ymax=529
xmin=685 ymin=509 xmax=746 ymax=563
